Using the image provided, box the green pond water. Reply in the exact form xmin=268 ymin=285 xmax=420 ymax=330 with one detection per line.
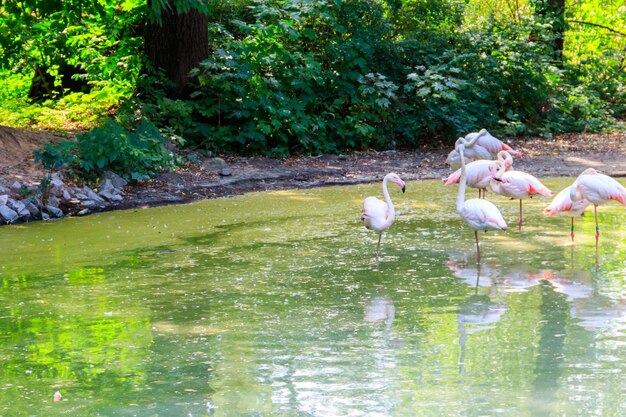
xmin=2 ymin=178 xmax=626 ymax=417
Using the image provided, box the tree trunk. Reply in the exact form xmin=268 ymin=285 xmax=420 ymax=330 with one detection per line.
xmin=144 ymin=2 xmax=208 ymax=99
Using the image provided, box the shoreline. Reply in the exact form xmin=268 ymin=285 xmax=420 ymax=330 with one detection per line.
xmin=1 ymin=128 xmax=626 ymax=224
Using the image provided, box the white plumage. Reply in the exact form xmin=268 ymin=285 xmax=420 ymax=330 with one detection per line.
xmin=444 ymin=150 xmax=513 ymax=198
xmin=361 ymin=172 xmax=406 ymax=259
xmin=544 ymin=184 xmax=590 ymax=242
xmin=490 ymin=162 xmax=552 ymax=230
xmin=569 ymin=168 xmax=626 ymax=249
xmin=455 ymin=139 xmax=507 ymax=261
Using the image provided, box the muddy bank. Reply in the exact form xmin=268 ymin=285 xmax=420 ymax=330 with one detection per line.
xmin=1 ymin=125 xmax=626 ymax=221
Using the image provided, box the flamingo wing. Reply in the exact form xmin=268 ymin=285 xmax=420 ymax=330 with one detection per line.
xmin=577 ymin=173 xmax=626 ymax=205
xmin=474 ymin=130 xmax=522 ymax=157
xmin=545 ymin=186 xmax=574 ymax=215
xmin=460 ymin=199 xmax=507 ymax=231
xmin=463 ymin=144 xmax=492 ymax=161
xmin=443 ymin=168 xmax=462 ymax=185
xmin=362 ymin=196 xmax=389 ymax=230
xmin=500 ymin=171 xmax=552 ymax=199
xmin=444 ymin=160 xmax=492 ymax=187
xmin=545 ymin=185 xmax=592 ymax=216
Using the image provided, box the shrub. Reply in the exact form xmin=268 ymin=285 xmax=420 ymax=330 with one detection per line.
xmin=35 ymin=119 xmax=182 ymax=181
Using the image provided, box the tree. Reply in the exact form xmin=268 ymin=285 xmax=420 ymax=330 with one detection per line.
xmin=144 ymin=0 xmax=209 ymax=100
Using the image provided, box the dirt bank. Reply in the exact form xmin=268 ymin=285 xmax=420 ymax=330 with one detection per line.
xmin=1 ymin=125 xmax=626 ymax=213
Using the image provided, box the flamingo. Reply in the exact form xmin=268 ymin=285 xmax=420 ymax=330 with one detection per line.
xmin=569 ymin=168 xmax=626 ymax=250
xmin=446 ymin=136 xmax=491 ymax=170
xmin=544 ymin=185 xmax=590 ymax=242
xmin=466 ymin=129 xmax=522 ymax=158
xmin=444 ymin=150 xmax=513 ymax=198
xmin=456 ymin=139 xmax=507 ymax=262
xmin=446 ymin=129 xmax=521 ymax=170
xmin=361 ymin=172 xmax=406 ymax=260
xmin=490 ymin=162 xmax=553 ymax=230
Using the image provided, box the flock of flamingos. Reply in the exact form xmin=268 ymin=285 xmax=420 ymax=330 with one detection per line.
xmin=361 ymin=129 xmax=626 ymax=261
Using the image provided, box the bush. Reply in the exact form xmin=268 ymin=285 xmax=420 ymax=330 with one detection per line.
xmin=35 ymin=119 xmax=182 ymax=181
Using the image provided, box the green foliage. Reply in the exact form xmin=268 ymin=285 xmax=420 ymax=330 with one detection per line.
xmin=0 ymin=0 xmax=144 ymax=130
xmin=35 ymin=120 xmax=181 ymax=181
xmin=2 ymin=0 xmax=625 ymax=163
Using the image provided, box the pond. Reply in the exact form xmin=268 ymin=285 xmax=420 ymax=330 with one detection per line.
xmin=2 ymin=178 xmax=626 ymax=417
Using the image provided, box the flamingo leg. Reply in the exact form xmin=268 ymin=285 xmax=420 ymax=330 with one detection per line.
xmin=474 ymin=230 xmax=481 ymax=262
xmin=518 ymin=199 xmax=523 ymax=231
xmin=477 ymin=189 xmax=481 ymax=199
xmin=570 ymin=217 xmax=575 ymax=242
xmin=594 ymin=204 xmax=599 ymax=251
xmin=376 ymin=233 xmax=382 ymax=261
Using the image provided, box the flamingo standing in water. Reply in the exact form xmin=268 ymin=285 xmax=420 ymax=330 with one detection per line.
xmin=456 ymin=138 xmax=507 ymax=262
xmin=490 ymin=162 xmax=553 ymax=230
xmin=569 ymin=168 xmax=626 ymax=250
xmin=544 ymin=185 xmax=590 ymax=242
xmin=444 ymin=150 xmax=514 ymax=198
xmin=361 ymin=173 xmax=406 ymax=260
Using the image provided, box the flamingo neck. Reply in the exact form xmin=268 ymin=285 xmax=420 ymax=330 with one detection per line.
xmin=382 ymin=175 xmax=396 ymax=228
xmin=457 ymin=145 xmax=466 ymax=213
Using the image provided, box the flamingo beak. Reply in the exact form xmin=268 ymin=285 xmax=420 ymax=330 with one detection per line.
xmin=401 ymin=184 xmax=406 ymax=193
xmin=492 ymin=177 xmax=502 ymax=182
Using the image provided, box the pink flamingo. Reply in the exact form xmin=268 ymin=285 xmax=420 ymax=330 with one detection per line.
xmin=456 ymin=139 xmax=507 ymax=262
xmin=569 ymin=168 xmax=626 ymax=249
xmin=361 ymin=173 xmax=406 ymax=260
xmin=490 ymin=162 xmax=553 ymax=230
xmin=446 ymin=136 xmax=491 ymax=170
xmin=446 ymin=129 xmax=521 ymax=170
xmin=444 ymin=150 xmax=513 ymax=198
xmin=467 ymin=128 xmax=522 ymax=158
xmin=544 ymin=185 xmax=590 ymax=242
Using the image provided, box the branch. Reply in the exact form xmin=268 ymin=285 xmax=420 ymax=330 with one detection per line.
xmin=567 ymin=20 xmax=626 ymax=37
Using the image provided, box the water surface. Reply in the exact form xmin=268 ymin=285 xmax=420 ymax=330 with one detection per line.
xmin=2 ymin=178 xmax=626 ymax=416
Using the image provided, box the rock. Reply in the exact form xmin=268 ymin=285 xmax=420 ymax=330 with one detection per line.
xmin=8 ymin=199 xmax=26 ymax=214
xmin=49 ymin=174 xmax=64 ymax=188
xmin=62 ymin=188 xmax=72 ymax=200
xmin=103 ymin=171 xmax=128 ymax=190
xmin=0 ymin=205 xmax=18 ymax=223
xmin=218 ymin=168 xmax=232 ymax=177
xmin=30 ymin=196 xmax=42 ymax=208
xmin=0 ymin=186 xmax=9 ymax=194
xmin=81 ymin=200 xmax=99 ymax=209
xmin=11 ymin=181 xmax=24 ymax=190
xmin=45 ymin=205 xmax=64 ymax=218
xmin=24 ymin=201 xmax=40 ymax=217
xmin=98 ymin=190 xmax=117 ymax=201
xmin=0 ymin=195 xmax=7 ymax=206
xmin=47 ymin=195 xmax=61 ymax=208
xmin=41 ymin=212 xmax=50 ymax=221
xmin=17 ymin=209 xmax=32 ymax=221
xmin=77 ymin=208 xmax=91 ymax=216
xmin=83 ymin=186 xmax=105 ymax=204
xmin=65 ymin=198 xmax=82 ymax=206
xmin=203 ymin=157 xmax=229 ymax=172
xmin=99 ymin=179 xmax=116 ymax=195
